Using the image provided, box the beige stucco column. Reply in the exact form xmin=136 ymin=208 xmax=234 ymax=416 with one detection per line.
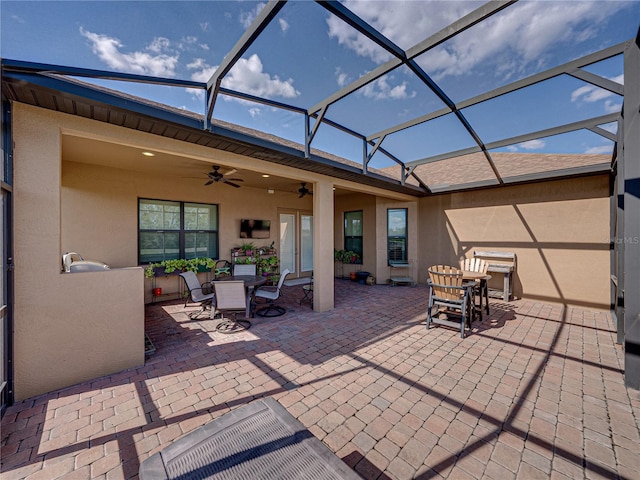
xmin=313 ymin=179 xmax=334 ymax=311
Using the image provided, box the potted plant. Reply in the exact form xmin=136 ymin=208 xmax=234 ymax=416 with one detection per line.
xmin=240 ymin=241 xmax=256 ymax=257
xmin=334 ymin=249 xmax=360 ymax=280
xmin=144 ymin=257 xmax=215 ymax=277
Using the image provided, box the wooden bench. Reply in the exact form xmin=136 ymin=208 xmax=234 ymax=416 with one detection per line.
xmin=473 ymin=251 xmax=516 ymax=302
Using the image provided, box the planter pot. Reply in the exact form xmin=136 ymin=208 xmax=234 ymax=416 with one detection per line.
xmin=349 ymin=271 xmax=357 ymax=281
xmin=153 ymin=287 xmax=162 ymax=296
xmin=356 ymin=271 xmax=370 ymax=284
xmin=153 ymin=266 xmax=171 ymax=277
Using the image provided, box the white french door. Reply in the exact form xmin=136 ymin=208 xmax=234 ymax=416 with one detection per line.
xmin=279 ymin=210 xmax=313 ymax=279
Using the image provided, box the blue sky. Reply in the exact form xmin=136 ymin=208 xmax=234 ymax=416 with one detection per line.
xmin=2 ymin=0 xmax=639 ymax=169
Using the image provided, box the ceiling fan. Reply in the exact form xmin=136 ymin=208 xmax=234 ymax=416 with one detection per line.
xmin=298 ymin=182 xmax=312 ymax=198
xmin=204 ymin=166 xmax=243 ymax=188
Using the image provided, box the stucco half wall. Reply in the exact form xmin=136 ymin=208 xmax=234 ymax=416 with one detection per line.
xmin=418 ymin=176 xmax=611 ymax=309
xmin=13 ymin=104 xmax=145 ymax=401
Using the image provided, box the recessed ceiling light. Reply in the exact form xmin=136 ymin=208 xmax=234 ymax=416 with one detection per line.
xmin=142 ymin=151 xmax=155 ymax=157
xmin=262 ymin=174 xmax=270 ymax=178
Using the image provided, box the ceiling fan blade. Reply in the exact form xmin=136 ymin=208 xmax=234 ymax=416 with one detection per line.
xmin=298 ymin=192 xmax=305 ymax=198
xmin=227 ymin=178 xmax=244 ymax=182
xmin=224 ymin=180 xmax=242 ymax=188
xmin=224 ymin=168 xmax=238 ymax=176
xmin=204 ymin=180 xmax=214 ymax=185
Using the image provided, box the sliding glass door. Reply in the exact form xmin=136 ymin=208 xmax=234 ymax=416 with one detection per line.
xmin=279 ymin=210 xmax=313 ymax=279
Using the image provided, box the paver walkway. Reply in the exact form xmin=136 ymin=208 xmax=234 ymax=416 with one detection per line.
xmin=1 ymin=280 xmax=639 ymax=479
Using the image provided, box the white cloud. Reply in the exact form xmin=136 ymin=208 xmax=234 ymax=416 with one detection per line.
xmin=604 ymin=100 xmax=622 ymax=114
xmin=147 ymin=37 xmax=171 ymax=54
xmin=505 ymin=145 xmax=518 ymax=152
xmin=360 ymin=75 xmax=416 ymax=100
xmin=518 ymin=139 xmax=546 ymax=150
xmin=80 ymin=28 xmax=179 ymax=77
xmin=335 ymin=67 xmax=350 ymax=87
xmin=240 ymin=2 xmax=266 ymax=29
xmin=571 ymin=74 xmax=624 ymax=113
xmin=249 ymin=108 xmax=262 ymax=118
xmin=327 ymin=1 xmax=627 ymax=83
xmin=187 ymin=54 xmax=300 ymax=100
xmin=225 ymin=54 xmax=299 ymax=98
xmin=279 ymin=18 xmax=289 ymax=33
xmin=585 ymin=145 xmax=612 ymax=154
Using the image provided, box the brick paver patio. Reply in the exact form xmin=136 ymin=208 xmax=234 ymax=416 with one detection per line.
xmin=1 ymin=280 xmax=639 ymax=479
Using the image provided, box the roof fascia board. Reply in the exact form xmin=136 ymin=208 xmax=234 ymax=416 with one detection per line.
xmin=2 ymin=71 xmax=204 ymax=130
xmin=207 ymin=122 xmax=420 ymax=190
xmin=1 ymin=58 xmax=203 ymax=88
xmin=206 ymin=0 xmax=285 ymax=118
xmin=430 ymin=179 xmax=500 ymax=193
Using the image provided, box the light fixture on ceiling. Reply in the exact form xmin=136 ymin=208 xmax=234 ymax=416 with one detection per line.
xmin=142 ymin=151 xmax=155 ymax=157
xmin=267 ymin=189 xmax=275 ymax=194
xmin=262 ymin=174 xmax=270 ymax=178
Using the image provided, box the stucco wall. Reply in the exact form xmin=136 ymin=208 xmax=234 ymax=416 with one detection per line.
xmin=334 ymin=193 xmax=377 ymax=278
xmin=418 ymin=176 xmax=611 ymax=308
xmin=13 ymin=104 xmax=145 ymax=401
xmin=61 ymin=160 xmax=311 ymax=301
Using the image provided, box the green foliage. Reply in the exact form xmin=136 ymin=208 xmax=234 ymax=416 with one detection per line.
xmin=144 ymin=257 xmax=216 ymax=278
xmin=240 ymin=241 xmax=257 ymax=253
xmin=334 ymin=249 xmax=360 ymax=264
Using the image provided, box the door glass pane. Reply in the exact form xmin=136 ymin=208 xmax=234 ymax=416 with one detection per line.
xmin=280 ymin=214 xmax=295 ymax=275
xmin=301 ymin=214 xmax=313 ymax=272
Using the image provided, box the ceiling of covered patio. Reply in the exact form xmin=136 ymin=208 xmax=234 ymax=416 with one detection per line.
xmin=2 ymin=1 xmax=638 ymax=195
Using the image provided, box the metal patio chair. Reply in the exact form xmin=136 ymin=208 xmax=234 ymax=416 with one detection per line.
xmin=212 ymin=280 xmax=251 ymax=333
xmin=179 ymin=271 xmax=215 ymax=319
xmin=254 ymin=269 xmax=290 ymax=317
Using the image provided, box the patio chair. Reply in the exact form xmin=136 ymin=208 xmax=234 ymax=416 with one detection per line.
xmin=300 ymin=271 xmax=313 ymax=307
xmin=212 ymin=280 xmax=251 ymax=333
xmin=460 ymin=257 xmax=490 ymax=319
xmin=426 ymin=265 xmax=474 ymax=338
xmin=179 ymin=271 xmax=215 ymax=319
xmin=255 ymin=269 xmax=290 ymax=317
xmin=233 ymin=263 xmax=256 ymax=276
xmin=214 ymin=259 xmax=232 ymax=279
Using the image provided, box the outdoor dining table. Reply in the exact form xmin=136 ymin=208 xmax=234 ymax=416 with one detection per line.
xmin=462 ymin=271 xmax=492 ymax=320
xmin=218 ymin=275 xmax=267 ymax=318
